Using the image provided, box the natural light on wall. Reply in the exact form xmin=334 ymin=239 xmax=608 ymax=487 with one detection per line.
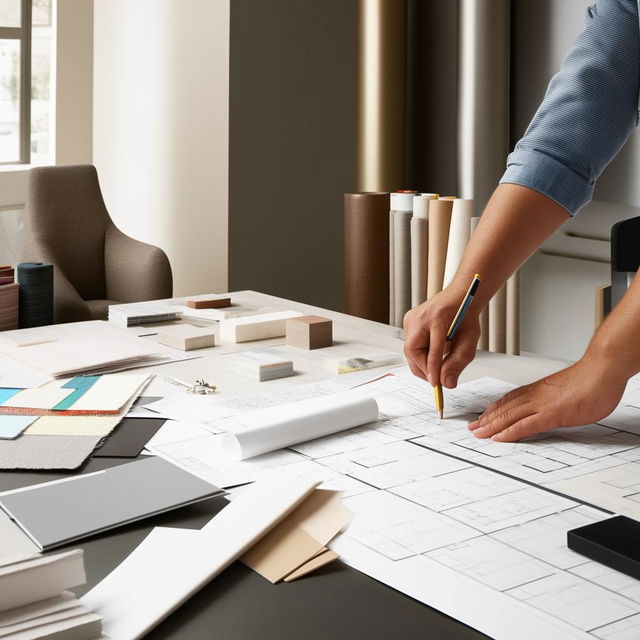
xmin=0 ymin=0 xmax=52 ymax=165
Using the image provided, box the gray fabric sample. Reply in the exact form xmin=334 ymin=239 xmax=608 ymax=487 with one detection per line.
xmin=0 ymin=435 xmax=101 ymax=470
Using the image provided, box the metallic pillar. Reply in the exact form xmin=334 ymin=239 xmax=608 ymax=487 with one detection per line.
xmin=457 ymin=0 xmax=510 ymax=212
xmin=356 ymin=0 xmax=407 ymax=192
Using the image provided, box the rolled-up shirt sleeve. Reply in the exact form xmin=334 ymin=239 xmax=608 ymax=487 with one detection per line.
xmin=500 ymin=0 xmax=640 ymax=215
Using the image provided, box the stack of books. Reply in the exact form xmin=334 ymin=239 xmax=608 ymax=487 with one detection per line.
xmin=0 ymin=265 xmax=19 ymax=331
xmin=108 ymin=301 xmax=181 ymax=327
xmin=229 ymin=349 xmax=294 ymax=381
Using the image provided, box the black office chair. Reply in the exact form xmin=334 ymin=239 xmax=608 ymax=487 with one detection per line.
xmin=610 ymin=216 xmax=640 ymax=309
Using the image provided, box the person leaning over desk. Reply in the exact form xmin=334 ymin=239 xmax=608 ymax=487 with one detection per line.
xmin=404 ymin=0 xmax=640 ymax=443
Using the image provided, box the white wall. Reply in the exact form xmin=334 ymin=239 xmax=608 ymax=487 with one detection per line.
xmin=92 ymin=0 xmax=229 ymax=297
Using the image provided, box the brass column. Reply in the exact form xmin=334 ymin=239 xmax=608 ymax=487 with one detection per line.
xmin=356 ymin=0 xmax=407 ymax=192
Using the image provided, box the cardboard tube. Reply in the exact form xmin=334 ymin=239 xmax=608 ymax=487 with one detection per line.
xmin=410 ymin=195 xmax=436 ymax=308
xmin=427 ymin=199 xmax=453 ymax=300
xmin=344 ymin=193 xmax=390 ymax=323
xmin=489 ymin=283 xmax=507 ymax=354
xmin=470 ymin=216 xmax=489 ymax=351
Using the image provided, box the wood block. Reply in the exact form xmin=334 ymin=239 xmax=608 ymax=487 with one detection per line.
xmin=219 ymin=311 xmax=303 ymax=343
xmin=286 ymin=316 xmax=333 ymax=350
xmin=156 ymin=324 xmax=215 ymax=351
xmin=186 ymin=296 xmax=231 ymax=309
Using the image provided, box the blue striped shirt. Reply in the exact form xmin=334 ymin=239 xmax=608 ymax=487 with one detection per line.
xmin=500 ymin=0 xmax=640 ymax=215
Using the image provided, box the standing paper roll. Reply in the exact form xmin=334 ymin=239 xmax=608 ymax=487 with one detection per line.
xmin=344 ymin=193 xmax=390 ymax=323
xmin=17 ymin=262 xmax=53 ymax=328
xmin=410 ymin=195 xmax=436 ymax=308
xmin=470 ymin=216 xmax=489 ymax=350
xmin=427 ymin=199 xmax=454 ymax=300
xmin=390 ymin=192 xmax=415 ymax=327
xmin=506 ymin=271 xmax=520 ymax=355
xmin=221 ymin=392 xmax=379 ymax=460
xmin=443 ymin=199 xmax=474 ymax=289
xmin=489 ymin=283 xmax=507 ymax=354
xmin=389 ymin=211 xmax=395 ymax=325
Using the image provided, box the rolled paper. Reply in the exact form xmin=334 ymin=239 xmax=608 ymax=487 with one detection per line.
xmin=390 ymin=193 xmax=415 ymax=327
xmin=221 ymin=392 xmax=379 ymax=460
xmin=17 ymin=262 xmax=54 ymax=328
xmin=344 ymin=193 xmax=390 ymax=323
xmin=506 ymin=271 xmax=520 ymax=355
xmin=443 ymin=199 xmax=474 ymax=289
xmin=411 ymin=195 xmax=437 ymax=308
xmin=489 ymin=283 xmax=507 ymax=354
xmin=427 ymin=199 xmax=454 ymax=300
xmin=470 ymin=216 xmax=489 ymax=351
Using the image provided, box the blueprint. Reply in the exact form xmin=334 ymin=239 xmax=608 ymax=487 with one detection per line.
xmin=148 ymin=369 xmax=640 ymax=639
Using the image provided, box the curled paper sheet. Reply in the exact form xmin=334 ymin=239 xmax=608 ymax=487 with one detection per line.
xmin=443 ymin=199 xmax=474 ymax=290
xmin=221 ymin=393 xmax=379 ymax=460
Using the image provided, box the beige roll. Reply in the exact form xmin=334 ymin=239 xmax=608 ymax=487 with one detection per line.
xmin=427 ymin=199 xmax=454 ymax=300
xmin=506 ymin=271 xmax=520 ymax=355
xmin=470 ymin=216 xmax=489 ymax=350
xmin=410 ymin=195 xmax=436 ymax=308
xmin=489 ymin=283 xmax=507 ymax=354
xmin=393 ymin=210 xmax=412 ymax=326
xmin=443 ymin=199 xmax=474 ymax=289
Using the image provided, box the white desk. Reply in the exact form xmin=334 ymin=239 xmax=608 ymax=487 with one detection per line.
xmin=0 ymin=291 xmax=573 ymax=640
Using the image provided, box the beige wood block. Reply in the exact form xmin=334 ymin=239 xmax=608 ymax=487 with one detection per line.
xmin=286 ymin=316 xmax=333 ymax=350
xmin=186 ymin=296 xmax=231 ymax=309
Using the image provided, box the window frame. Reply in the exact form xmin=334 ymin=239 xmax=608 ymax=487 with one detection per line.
xmin=0 ymin=0 xmax=32 ymax=165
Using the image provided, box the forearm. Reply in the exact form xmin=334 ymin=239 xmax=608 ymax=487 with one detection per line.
xmin=448 ymin=184 xmax=569 ymax=308
xmin=588 ymin=272 xmax=640 ymax=380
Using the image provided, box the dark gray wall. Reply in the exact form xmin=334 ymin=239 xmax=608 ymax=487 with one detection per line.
xmin=229 ymin=0 xmax=357 ymax=312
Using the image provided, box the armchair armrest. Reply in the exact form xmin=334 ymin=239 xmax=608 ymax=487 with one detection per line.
xmin=104 ymin=226 xmax=173 ymax=303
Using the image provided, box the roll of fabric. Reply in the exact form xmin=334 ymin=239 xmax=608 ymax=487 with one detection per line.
xmin=443 ymin=199 xmax=474 ymax=289
xmin=506 ymin=271 xmax=520 ymax=355
xmin=410 ymin=195 xmax=436 ymax=308
xmin=344 ymin=193 xmax=390 ymax=323
xmin=427 ymin=199 xmax=454 ymax=300
xmin=17 ymin=262 xmax=54 ymax=328
xmin=470 ymin=216 xmax=489 ymax=351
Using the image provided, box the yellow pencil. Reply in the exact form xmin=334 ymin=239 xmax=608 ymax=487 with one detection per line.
xmin=434 ymin=274 xmax=482 ymax=419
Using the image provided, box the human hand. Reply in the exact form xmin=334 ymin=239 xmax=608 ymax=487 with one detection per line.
xmin=468 ymin=354 xmax=627 ymax=442
xmin=403 ymin=288 xmax=481 ymax=388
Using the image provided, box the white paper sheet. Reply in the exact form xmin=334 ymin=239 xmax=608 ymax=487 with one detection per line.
xmin=220 ymin=392 xmax=379 ymax=459
xmin=81 ymin=475 xmax=319 ymax=640
xmin=442 ymin=199 xmax=474 ymax=289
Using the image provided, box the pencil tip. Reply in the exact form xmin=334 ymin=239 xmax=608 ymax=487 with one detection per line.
xmin=439 ymin=409 xmax=444 ymax=420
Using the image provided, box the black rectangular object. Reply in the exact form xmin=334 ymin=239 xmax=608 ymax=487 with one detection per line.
xmin=567 ymin=516 xmax=640 ymax=581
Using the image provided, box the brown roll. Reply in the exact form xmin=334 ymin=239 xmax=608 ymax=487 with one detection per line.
xmin=427 ymin=199 xmax=454 ymax=300
xmin=344 ymin=192 xmax=390 ymax=323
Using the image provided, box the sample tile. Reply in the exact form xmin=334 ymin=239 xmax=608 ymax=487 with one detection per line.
xmin=94 ymin=417 xmax=167 ymax=458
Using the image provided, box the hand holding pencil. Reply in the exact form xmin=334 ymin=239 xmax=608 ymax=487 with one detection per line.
xmin=403 ymin=275 xmax=483 ymax=416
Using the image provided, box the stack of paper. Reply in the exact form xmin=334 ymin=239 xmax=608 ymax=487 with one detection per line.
xmin=242 ymin=488 xmax=351 ymax=582
xmin=229 ymin=349 xmax=294 ymax=381
xmin=108 ymin=301 xmax=181 ymax=327
xmin=0 ymin=549 xmax=102 ymax=640
xmin=0 ymin=322 xmax=165 ymax=378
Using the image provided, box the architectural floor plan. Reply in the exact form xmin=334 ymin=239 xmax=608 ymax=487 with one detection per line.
xmin=149 ymin=369 xmax=640 ymax=639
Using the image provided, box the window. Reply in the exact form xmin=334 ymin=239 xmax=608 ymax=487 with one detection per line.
xmin=0 ymin=0 xmax=52 ymax=165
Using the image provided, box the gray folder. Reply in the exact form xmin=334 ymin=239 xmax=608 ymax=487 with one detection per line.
xmin=0 ymin=456 xmax=225 ymax=550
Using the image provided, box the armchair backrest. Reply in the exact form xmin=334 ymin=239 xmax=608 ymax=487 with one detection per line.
xmin=23 ymin=165 xmax=112 ymax=300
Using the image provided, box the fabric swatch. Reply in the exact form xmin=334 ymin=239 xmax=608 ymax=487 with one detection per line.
xmin=24 ymin=415 xmax=122 ymax=437
xmin=0 ymin=435 xmax=101 ymax=470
